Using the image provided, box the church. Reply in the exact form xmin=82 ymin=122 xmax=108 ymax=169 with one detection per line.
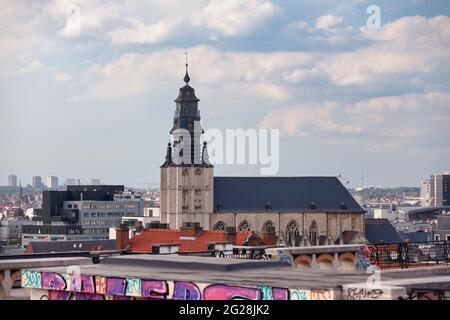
xmin=159 ymin=63 xmax=366 ymax=246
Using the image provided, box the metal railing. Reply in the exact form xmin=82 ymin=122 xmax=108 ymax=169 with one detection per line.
xmin=369 ymin=241 xmax=450 ymax=269
xmin=178 ymin=249 xmax=270 ymax=260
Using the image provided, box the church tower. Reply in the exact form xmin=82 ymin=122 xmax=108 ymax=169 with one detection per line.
xmin=160 ymin=57 xmax=214 ymax=229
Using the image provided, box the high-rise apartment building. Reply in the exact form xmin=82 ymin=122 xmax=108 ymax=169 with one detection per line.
xmin=46 ymin=176 xmax=59 ymax=190
xmin=8 ymin=175 xmax=18 ymax=187
xmin=32 ymin=176 xmax=43 ymax=189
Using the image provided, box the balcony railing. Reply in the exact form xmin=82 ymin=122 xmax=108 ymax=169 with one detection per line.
xmin=369 ymin=241 xmax=450 ymax=269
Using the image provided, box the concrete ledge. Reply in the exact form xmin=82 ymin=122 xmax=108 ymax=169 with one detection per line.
xmin=0 ymin=257 xmax=92 ymax=270
xmin=342 ymin=283 xmax=407 ymax=300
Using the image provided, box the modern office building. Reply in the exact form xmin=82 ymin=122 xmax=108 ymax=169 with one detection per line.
xmin=21 ymin=185 xmax=144 ymax=247
xmin=430 ymin=173 xmax=450 ymax=207
xmin=46 ymin=176 xmax=59 ymax=190
xmin=8 ymin=175 xmax=18 ymax=187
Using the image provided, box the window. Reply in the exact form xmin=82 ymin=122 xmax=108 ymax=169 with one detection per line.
xmin=286 ymin=220 xmax=300 ymax=247
xmin=435 ymin=234 xmax=441 ymax=241
xmin=262 ymin=220 xmax=275 ymax=233
xmin=214 ymin=221 xmax=226 ymax=231
xmin=309 ymin=220 xmax=319 ymax=246
xmin=238 ymin=220 xmax=251 ymax=231
xmin=446 ymin=235 xmax=450 ymax=241
xmin=68 ymin=204 xmax=72 ymax=209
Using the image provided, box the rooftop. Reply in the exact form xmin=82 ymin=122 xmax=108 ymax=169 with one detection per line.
xmin=213 ymin=176 xmax=364 ymax=213
xmin=128 ymin=228 xmax=251 ymax=253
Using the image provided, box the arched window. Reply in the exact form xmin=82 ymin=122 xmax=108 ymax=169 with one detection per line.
xmin=214 ymin=221 xmax=226 ymax=231
xmin=309 ymin=220 xmax=319 ymax=246
xmin=238 ymin=220 xmax=252 ymax=231
xmin=286 ymin=220 xmax=300 ymax=247
xmin=262 ymin=220 xmax=275 ymax=233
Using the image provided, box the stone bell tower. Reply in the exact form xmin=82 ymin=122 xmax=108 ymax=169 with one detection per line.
xmin=160 ymin=58 xmax=214 ymax=229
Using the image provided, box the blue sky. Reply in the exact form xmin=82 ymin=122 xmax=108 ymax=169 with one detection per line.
xmin=1 ymin=0 xmax=449 ymax=188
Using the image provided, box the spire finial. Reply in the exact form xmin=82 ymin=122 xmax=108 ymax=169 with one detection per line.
xmin=183 ymin=50 xmax=190 ymax=84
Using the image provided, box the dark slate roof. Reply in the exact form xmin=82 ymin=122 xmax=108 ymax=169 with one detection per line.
xmin=364 ymin=219 xmax=403 ymax=244
xmin=29 ymin=240 xmax=115 ymax=253
xmin=213 ymin=177 xmax=364 ymax=213
xmin=399 ymin=231 xmax=430 ymax=243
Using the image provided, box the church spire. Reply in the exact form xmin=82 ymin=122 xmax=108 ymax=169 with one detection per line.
xmin=184 ymin=51 xmax=190 ymax=84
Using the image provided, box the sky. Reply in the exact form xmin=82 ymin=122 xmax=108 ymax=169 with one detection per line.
xmin=0 ymin=0 xmax=449 ymax=188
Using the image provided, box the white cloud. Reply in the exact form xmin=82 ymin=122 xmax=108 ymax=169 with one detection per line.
xmin=361 ymin=15 xmax=450 ymax=44
xmin=194 ymin=0 xmax=277 ymax=37
xmin=108 ymin=18 xmax=181 ymax=45
xmin=78 ymin=45 xmax=313 ymax=100
xmin=17 ymin=59 xmax=43 ymax=75
xmin=54 ymin=72 xmax=72 ymax=82
xmin=315 ymin=14 xmax=343 ymax=30
xmin=259 ymin=101 xmax=366 ymax=137
xmin=260 ymin=92 xmax=450 ymax=150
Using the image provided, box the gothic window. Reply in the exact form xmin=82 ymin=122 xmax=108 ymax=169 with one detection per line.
xmin=286 ymin=220 xmax=300 ymax=247
xmin=182 ymin=169 xmax=188 ymax=176
xmin=195 ymin=168 xmax=202 ymax=175
xmin=262 ymin=220 xmax=275 ymax=233
xmin=238 ymin=220 xmax=252 ymax=231
xmin=309 ymin=220 xmax=319 ymax=246
xmin=214 ymin=221 xmax=226 ymax=231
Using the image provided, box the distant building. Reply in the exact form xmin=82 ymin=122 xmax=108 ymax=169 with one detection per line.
xmin=430 ymin=173 xmax=450 ymax=206
xmin=0 ymin=218 xmax=30 ymax=246
xmin=46 ymin=176 xmax=59 ymax=190
xmin=420 ymin=179 xmax=431 ymax=206
xmin=144 ymin=199 xmax=160 ymax=218
xmin=91 ymin=179 xmax=101 ymax=185
xmin=25 ymin=239 xmax=115 ymax=254
xmin=22 ymin=185 xmax=144 ymax=247
xmin=432 ymin=214 xmax=450 ymax=241
xmin=64 ymin=178 xmax=80 ymax=186
xmin=372 ymin=204 xmax=408 ymax=221
xmin=8 ymin=175 xmax=17 ymax=187
xmin=365 ymin=219 xmax=403 ymax=244
xmin=32 ymin=176 xmax=44 ymax=189
xmin=399 ymin=231 xmax=430 ymax=243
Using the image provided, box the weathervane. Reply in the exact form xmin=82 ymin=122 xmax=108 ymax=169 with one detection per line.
xmin=183 ymin=50 xmax=190 ymax=84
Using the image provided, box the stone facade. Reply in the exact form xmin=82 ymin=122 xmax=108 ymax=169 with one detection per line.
xmin=160 ymin=166 xmax=213 ymax=230
xmin=210 ymin=212 xmax=365 ymax=243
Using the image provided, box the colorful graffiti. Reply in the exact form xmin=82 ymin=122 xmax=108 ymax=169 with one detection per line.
xmin=277 ymin=250 xmax=293 ymax=265
xmin=22 ymin=270 xmax=334 ymax=300
xmin=21 ymin=270 xmax=42 ymax=288
xmin=356 ymin=245 xmax=371 ymax=272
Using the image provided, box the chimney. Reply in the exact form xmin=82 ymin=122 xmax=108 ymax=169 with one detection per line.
xmin=225 ymin=226 xmax=237 ymax=244
xmin=180 ymin=222 xmax=202 ymax=238
xmin=262 ymin=226 xmax=276 ymax=246
xmin=135 ymin=221 xmax=143 ymax=234
xmin=115 ymin=223 xmax=130 ymax=250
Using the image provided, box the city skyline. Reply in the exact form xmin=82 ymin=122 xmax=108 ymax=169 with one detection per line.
xmin=1 ymin=1 xmax=450 ymax=188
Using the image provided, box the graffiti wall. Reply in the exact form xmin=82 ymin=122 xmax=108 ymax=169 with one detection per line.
xmin=22 ymin=270 xmax=336 ymax=300
xmin=356 ymin=245 xmax=371 ymax=272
